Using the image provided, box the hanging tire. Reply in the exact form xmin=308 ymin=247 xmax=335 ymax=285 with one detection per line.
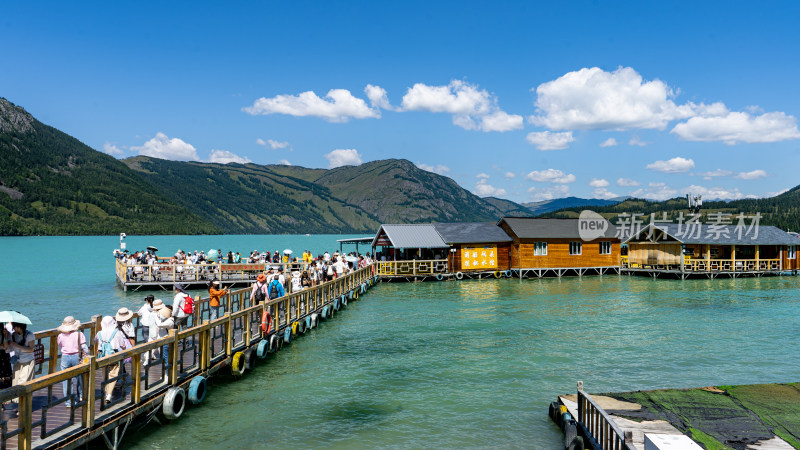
xmin=341 ymin=294 xmax=347 ymax=306
xmin=353 ymin=289 xmax=359 ymax=300
xmin=560 ymin=412 xmax=573 ymax=432
xmin=283 ymin=327 xmax=292 ymax=344
xmin=291 ymin=321 xmax=299 ymax=335
xmin=276 ymin=333 xmax=284 ymax=351
xmin=566 ymin=436 xmax=584 ymax=450
xmin=188 ymin=376 xmax=207 ymax=405
xmin=493 ymin=271 xmax=501 ymax=278
xmin=548 ymin=401 xmax=559 ymax=422
xmin=305 ymin=315 xmax=313 ymax=331
xmin=333 ymin=298 xmax=340 ymax=311
xmin=311 ymin=313 xmax=319 ymax=328
xmin=244 ymin=348 xmax=257 ymax=370
xmin=455 ymin=272 xmax=463 ymax=280
xmin=163 ymin=387 xmax=187 ymax=419
xmin=564 ymin=420 xmax=578 ymax=447
xmin=436 ymin=274 xmax=444 ymax=281
xmin=347 ymin=290 xmax=354 ymax=301
xmin=269 ymin=333 xmax=280 ymax=352
xmin=257 ymin=339 xmax=269 ymax=358
xmin=505 ymin=270 xmax=513 ymax=278
xmin=297 ymin=319 xmax=306 ymax=334
xmin=320 ymin=306 xmax=328 ymax=320
xmin=231 ymin=351 xmax=246 ymax=376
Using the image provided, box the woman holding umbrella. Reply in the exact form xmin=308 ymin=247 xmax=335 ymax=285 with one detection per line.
xmin=1 ymin=312 xmax=36 ymax=397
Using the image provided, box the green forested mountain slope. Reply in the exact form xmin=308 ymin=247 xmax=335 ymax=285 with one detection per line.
xmin=543 ymin=188 xmax=800 ymax=232
xmin=123 ymin=157 xmax=381 ymax=234
xmin=0 ymin=98 xmax=219 ymax=235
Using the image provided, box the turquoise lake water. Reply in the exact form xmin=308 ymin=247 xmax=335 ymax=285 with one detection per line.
xmin=2 ymin=236 xmax=799 ymax=448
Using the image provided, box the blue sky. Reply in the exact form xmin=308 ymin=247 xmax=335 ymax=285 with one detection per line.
xmin=2 ymin=1 xmax=800 ymax=203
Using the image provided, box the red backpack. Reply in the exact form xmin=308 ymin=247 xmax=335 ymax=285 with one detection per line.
xmin=182 ymin=294 xmax=195 ymax=314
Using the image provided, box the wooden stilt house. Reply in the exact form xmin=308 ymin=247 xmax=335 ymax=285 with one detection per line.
xmin=432 ymin=222 xmax=512 ymax=273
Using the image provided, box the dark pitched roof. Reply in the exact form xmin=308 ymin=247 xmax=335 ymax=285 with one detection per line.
xmin=497 ymin=217 xmax=618 ymax=239
xmin=433 ymin=222 xmax=512 ymax=244
xmin=624 ymin=223 xmax=800 ymax=246
xmin=371 ymin=224 xmax=449 ymax=248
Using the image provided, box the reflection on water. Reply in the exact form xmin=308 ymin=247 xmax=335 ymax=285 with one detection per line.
xmin=123 ymin=275 xmax=800 ymax=449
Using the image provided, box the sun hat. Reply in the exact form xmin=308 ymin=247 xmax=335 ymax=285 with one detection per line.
xmin=115 ymin=307 xmax=134 ymax=322
xmin=174 ymin=283 xmax=188 ymax=293
xmin=257 ymin=274 xmax=267 ymax=282
xmin=212 ymin=280 xmax=220 ymax=286
xmin=152 ymin=299 xmax=165 ymax=310
xmin=157 ymin=305 xmax=172 ymax=319
xmin=57 ymin=316 xmax=81 ymax=333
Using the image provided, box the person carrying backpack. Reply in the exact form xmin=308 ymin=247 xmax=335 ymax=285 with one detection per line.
xmin=250 ymin=273 xmax=268 ymax=304
xmin=95 ymin=316 xmax=131 ymax=404
xmin=171 ymin=284 xmax=193 ymax=330
xmin=267 ymin=276 xmax=285 ymax=300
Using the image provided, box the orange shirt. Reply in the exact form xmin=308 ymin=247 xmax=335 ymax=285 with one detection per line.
xmin=208 ymin=286 xmax=227 ymax=307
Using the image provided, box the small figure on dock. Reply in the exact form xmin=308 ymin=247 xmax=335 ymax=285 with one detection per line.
xmin=207 ymin=281 xmax=229 ymax=320
xmin=56 ymin=316 xmax=89 ymax=408
xmin=251 ymin=274 xmax=268 ymax=305
xmin=115 ymin=308 xmax=136 ymax=347
xmin=138 ymin=296 xmax=155 ymax=364
xmin=172 ymin=284 xmax=192 ymax=330
xmin=95 ymin=316 xmax=131 ymax=404
xmin=151 ymin=300 xmax=173 ymax=366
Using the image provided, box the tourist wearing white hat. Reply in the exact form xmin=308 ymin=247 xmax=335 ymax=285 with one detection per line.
xmin=57 ymin=316 xmax=89 ymax=408
xmin=95 ymin=316 xmax=131 ymax=404
xmin=115 ymin=307 xmax=136 ymax=347
xmin=151 ymin=300 xmax=174 ymax=367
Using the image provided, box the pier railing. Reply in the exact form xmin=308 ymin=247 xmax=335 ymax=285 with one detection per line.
xmin=1 ymin=264 xmax=376 ymax=450
xmin=622 ymin=257 xmax=780 ymax=272
xmin=377 ymin=259 xmax=448 ymax=276
xmin=115 ymin=259 xmax=311 ymax=285
xmin=577 ymin=382 xmax=635 ymax=450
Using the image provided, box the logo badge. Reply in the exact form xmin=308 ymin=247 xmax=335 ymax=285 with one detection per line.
xmin=578 ymin=210 xmax=610 ymax=241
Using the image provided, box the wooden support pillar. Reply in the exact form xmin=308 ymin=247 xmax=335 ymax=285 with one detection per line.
xmin=48 ymin=335 xmax=58 ymax=375
xmin=755 ymin=245 xmax=760 ymax=269
xmin=132 ymin=353 xmax=142 ymax=404
xmin=168 ymin=329 xmax=179 ymax=385
xmin=90 ymin=315 xmax=102 ymax=355
xmin=18 ymin=391 xmax=32 ymax=450
xmin=731 ymin=245 xmax=736 ymax=270
xmin=225 ymin=313 xmax=232 ymax=356
xmin=83 ymin=356 xmax=97 ymax=427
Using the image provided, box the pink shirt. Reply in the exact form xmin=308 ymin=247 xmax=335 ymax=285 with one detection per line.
xmin=57 ymin=331 xmax=89 ymax=355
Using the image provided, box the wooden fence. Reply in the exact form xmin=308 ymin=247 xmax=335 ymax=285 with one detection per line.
xmin=577 ymin=382 xmax=635 ymax=450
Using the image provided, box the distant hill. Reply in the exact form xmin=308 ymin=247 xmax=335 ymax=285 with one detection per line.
xmin=522 ymin=196 xmax=622 ymax=215
xmin=0 ymin=98 xmax=219 ymax=235
xmin=482 ymin=196 xmax=534 ymax=217
xmin=542 ymin=189 xmax=800 ymax=232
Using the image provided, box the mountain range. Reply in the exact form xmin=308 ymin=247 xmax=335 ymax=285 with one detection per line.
xmin=7 ymin=96 xmax=793 ymax=236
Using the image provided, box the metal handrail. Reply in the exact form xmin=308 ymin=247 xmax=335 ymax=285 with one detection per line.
xmin=577 ymin=381 xmax=635 ymax=450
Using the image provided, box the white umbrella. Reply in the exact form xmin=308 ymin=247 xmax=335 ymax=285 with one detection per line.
xmin=283 ymin=249 xmax=293 ymax=254
xmin=0 ymin=311 xmax=32 ymax=325
xmin=344 ymin=255 xmax=358 ymax=262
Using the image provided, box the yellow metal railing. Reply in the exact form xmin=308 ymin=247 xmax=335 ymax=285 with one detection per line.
xmin=115 ymin=259 xmax=310 ymax=284
xmin=2 ymin=264 xmax=376 ymax=450
xmin=377 ymin=260 xmax=448 ymax=276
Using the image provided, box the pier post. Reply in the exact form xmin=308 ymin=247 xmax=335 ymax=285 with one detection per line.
xmin=132 ymin=352 xmax=142 ymax=403
xmin=90 ymin=315 xmax=102 ymax=355
xmin=168 ymin=329 xmax=179 ymax=384
xmin=18 ymin=391 xmax=32 ymax=450
xmin=83 ymin=356 xmax=97 ymax=427
xmin=225 ymin=314 xmax=233 ymax=356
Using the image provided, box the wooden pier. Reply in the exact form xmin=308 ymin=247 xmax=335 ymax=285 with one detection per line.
xmin=1 ymin=265 xmax=376 ymax=449
xmin=552 ymin=381 xmax=799 ymax=449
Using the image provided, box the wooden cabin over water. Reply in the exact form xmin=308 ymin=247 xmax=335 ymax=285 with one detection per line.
xmin=623 ymin=223 xmax=800 ymax=279
xmin=432 ymin=222 xmax=512 ymax=274
xmin=372 ymin=224 xmax=450 ymax=278
xmin=497 ymin=217 xmax=621 ymax=277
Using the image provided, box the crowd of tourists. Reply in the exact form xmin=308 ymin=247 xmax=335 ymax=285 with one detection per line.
xmin=2 ymin=249 xmax=373 ymax=411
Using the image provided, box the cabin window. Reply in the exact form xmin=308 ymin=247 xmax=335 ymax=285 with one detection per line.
xmin=599 ymin=241 xmax=612 ymax=255
xmin=534 ymin=242 xmax=548 ymax=256
xmin=569 ymin=242 xmax=582 ymax=255
xmin=789 ymin=246 xmax=797 ymax=260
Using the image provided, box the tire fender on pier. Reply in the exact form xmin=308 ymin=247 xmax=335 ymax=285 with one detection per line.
xmin=341 ymin=294 xmax=347 ymax=307
xmin=436 ymin=274 xmax=444 ymax=281
xmin=311 ymin=313 xmax=319 ymax=328
xmin=505 ymin=270 xmax=513 ymax=278
xmin=257 ymin=339 xmax=269 ymax=358
xmin=493 ymin=271 xmax=501 ymax=279
xmin=455 ymin=272 xmax=463 ymax=280
xmin=231 ymin=351 xmax=246 ymax=376
xmin=283 ymin=326 xmax=292 ymax=344
xmin=244 ymin=348 xmax=257 ymax=370
xmin=291 ymin=321 xmax=299 ymax=336
xmin=333 ymin=297 xmax=341 ymax=311
xmin=163 ymin=387 xmax=187 ymax=420
xmin=305 ymin=315 xmax=313 ymax=331
xmin=353 ymin=289 xmax=359 ymax=300
xmin=188 ymin=376 xmax=207 ymax=405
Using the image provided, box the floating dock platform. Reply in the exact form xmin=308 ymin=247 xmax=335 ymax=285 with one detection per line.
xmin=550 ymin=381 xmax=800 ymax=449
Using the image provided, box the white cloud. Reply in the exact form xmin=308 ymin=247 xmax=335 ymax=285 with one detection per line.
xmin=103 ymin=142 xmax=124 ymax=156
xmin=680 ymin=185 xmax=744 ymax=200
xmin=257 ymin=138 xmax=290 ymax=150
xmin=526 ymin=169 xmax=576 ymax=183
xmin=400 ymin=80 xmax=523 ymax=132
xmin=646 ymin=157 xmax=695 ymax=173
xmin=131 ymin=132 xmax=199 ymax=161
xmin=417 ymin=163 xmax=451 ymax=175
xmin=476 ymin=173 xmax=490 ymax=180
xmin=244 ymin=88 xmax=380 ymax=122
xmin=208 ymin=150 xmax=252 ymax=164
xmin=763 ymin=188 xmax=789 ymax=198
xmin=589 ymin=178 xmax=609 ymax=187
xmin=599 ymin=138 xmax=618 ymax=147
xmin=628 ymin=135 xmax=648 ymax=146
xmin=530 ymin=66 xmax=694 ymax=131
xmin=592 ymin=188 xmax=618 ymax=199
xmin=734 ymin=169 xmax=767 ymax=180
xmin=630 ymin=182 xmax=679 ymax=201
xmin=504 ymin=172 xmax=516 ymax=179
xmin=277 ymin=159 xmax=291 ymax=166
xmin=528 ymin=185 xmax=569 ymax=201
xmin=616 ymin=177 xmax=640 ymax=187
xmin=672 ymin=111 xmax=800 ymax=144
xmin=365 ymin=84 xmax=392 ymax=110
xmin=698 ymin=169 xmax=733 ymax=180
xmin=325 ymin=149 xmax=362 ymax=168
xmin=526 ymin=131 xmax=575 ymax=150
xmin=475 ymin=180 xmax=507 ymax=197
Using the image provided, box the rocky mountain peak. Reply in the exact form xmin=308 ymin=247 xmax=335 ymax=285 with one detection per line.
xmin=0 ymin=98 xmax=35 ymax=134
